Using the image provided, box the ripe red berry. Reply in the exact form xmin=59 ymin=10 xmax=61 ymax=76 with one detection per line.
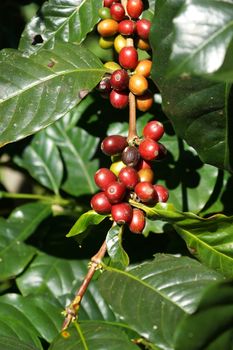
xmin=136 ymin=19 xmax=151 ymax=39
xmin=104 ymin=0 xmax=119 ymax=7
xmin=154 ymin=184 xmax=169 ymax=202
xmin=119 ymin=166 xmax=139 ymax=189
xmin=129 ymin=208 xmax=145 ymax=233
xmin=121 ymin=146 xmax=140 ymax=167
xmin=111 ymin=202 xmax=133 ymax=224
xmin=143 ymin=121 xmax=165 ymax=141
xmin=119 ymin=47 xmax=138 ymax=70
xmin=126 ymin=0 xmax=143 ymax=19
xmin=91 ymin=192 xmax=112 ymax=214
xmin=105 ymin=181 xmax=126 ymax=203
xmin=139 ymin=138 xmax=160 ymax=161
xmin=110 ymin=90 xmax=129 ymax=109
xmin=94 ymin=168 xmax=117 ymax=190
xmin=118 ymin=20 xmax=135 ymax=36
xmin=110 ymin=69 xmax=129 ymax=91
xmin=110 ymin=3 xmax=125 ymax=21
xmin=101 ymin=135 xmax=128 ymax=156
xmin=134 ymin=181 xmax=157 ymax=203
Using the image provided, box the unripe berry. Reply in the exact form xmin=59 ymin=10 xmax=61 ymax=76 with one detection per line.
xmin=136 ymin=91 xmax=154 ymax=111
xmin=110 ymin=90 xmax=129 ymax=109
xmin=98 ymin=7 xmax=111 ymax=19
xmin=104 ymin=61 xmax=121 ymax=72
xmin=111 ymin=202 xmax=133 ymax=224
xmin=135 ymin=60 xmax=152 ymax=77
xmin=101 ymin=135 xmax=128 ymax=156
xmin=139 ymin=138 xmax=160 ymax=161
xmin=110 ymin=160 xmax=126 ymax=176
xmin=110 ymin=3 xmax=125 ymax=21
xmin=119 ymin=47 xmax=138 ymax=70
xmin=129 ymin=209 xmax=145 ymax=234
xmin=91 ymin=192 xmax=112 ymax=214
xmin=114 ymin=34 xmax=127 ymax=53
xmin=97 ymin=19 xmax=118 ymax=37
xmin=99 ymin=36 xmax=114 ymax=49
xmin=119 ymin=166 xmax=139 ymax=189
xmin=129 ymin=74 xmax=148 ymax=96
xmin=118 ymin=20 xmax=135 ymax=36
xmin=134 ymin=181 xmax=157 ymax=203
xmin=94 ymin=168 xmax=117 ymax=190
xmin=121 ymin=146 xmax=140 ymax=167
xmin=136 ymin=38 xmax=150 ymax=51
xmin=105 ymin=181 xmax=126 ymax=203
xmin=136 ymin=19 xmax=151 ymax=39
xmin=110 ymin=69 xmax=129 ymax=91
xmin=127 ymin=0 xmax=144 ymax=19
xmin=154 ymin=184 xmax=169 ymax=202
xmin=138 ymin=168 xmax=154 ymax=183
xmin=143 ymin=121 xmax=165 ymax=141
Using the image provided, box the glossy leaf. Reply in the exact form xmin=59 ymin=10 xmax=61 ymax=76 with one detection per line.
xmin=169 ymin=0 xmax=233 ymax=82
xmin=174 ymin=281 xmax=233 ymax=350
xmin=99 ymin=254 xmax=222 ymax=349
xmin=14 ymin=132 xmax=63 ymax=195
xmin=0 ymin=336 xmax=38 ymax=350
xmin=0 ymin=42 xmax=104 ymax=147
xmin=67 ymin=210 xmax=108 ymax=237
xmin=106 ymin=225 xmax=129 ymax=269
xmin=0 ymin=293 xmax=63 ymax=343
xmin=19 ymin=0 xmax=102 ymax=55
xmin=0 ymin=203 xmax=51 ymax=279
xmin=49 ymin=322 xmax=140 ymax=350
xmin=150 ymin=0 xmax=232 ymax=172
xmin=45 ymin=121 xmax=99 ymax=196
xmin=16 ymin=253 xmax=116 ymax=322
xmin=131 ymin=201 xmax=233 ymax=277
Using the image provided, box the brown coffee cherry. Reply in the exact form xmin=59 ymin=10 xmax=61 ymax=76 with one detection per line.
xmin=121 ymin=146 xmax=140 ymax=167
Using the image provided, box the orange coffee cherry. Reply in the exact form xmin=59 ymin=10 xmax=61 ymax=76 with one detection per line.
xmin=135 ymin=60 xmax=152 ymax=77
xmin=97 ymin=19 xmax=118 ymax=37
xmin=136 ymin=91 xmax=153 ymax=111
xmin=129 ymin=74 xmax=148 ymax=96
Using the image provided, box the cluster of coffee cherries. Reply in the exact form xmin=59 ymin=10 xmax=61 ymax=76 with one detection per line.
xmin=96 ymin=0 xmax=153 ymax=112
xmin=90 ymin=120 xmax=169 ymax=234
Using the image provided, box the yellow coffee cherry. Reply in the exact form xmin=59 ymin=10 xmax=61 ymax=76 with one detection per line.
xmin=114 ymin=34 xmax=127 ymax=53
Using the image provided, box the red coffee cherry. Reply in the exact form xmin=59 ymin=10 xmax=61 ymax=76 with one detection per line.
xmin=139 ymin=138 xmax=160 ymax=161
xmin=129 ymin=208 xmax=145 ymax=233
xmin=110 ymin=3 xmax=125 ymax=21
xmin=110 ymin=90 xmax=129 ymax=109
xmin=119 ymin=166 xmax=139 ymax=189
xmin=126 ymin=0 xmax=143 ymax=19
xmin=138 ymin=168 xmax=154 ymax=183
xmin=134 ymin=181 xmax=157 ymax=203
xmin=119 ymin=47 xmax=138 ymax=70
xmin=111 ymin=202 xmax=133 ymax=224
xmin=121 ymin=146 xmax=140 ymax=167
xmin=105 ymin=181 xmax=126 ymax=203
xmin=143 ymin=120 xmax=165 ymax=141
xmin=154 ymin=184 xmax=169 ymax=202
xmin=91 ymin=192 xmax=112 ymax=214
xmin=110 ymin=69 xmax=129 ymax=91
xmin=136 ymin=19 xmax=151 ymax=40
xmin=118 ymin=20 xmax=135 ymax=36
xmin=104 ymin=0 xmax=119 ymax=8
xmin=101 ymin=135 xmax=128 ymax=156
xmin=94 ymin=168 xmax=117 ymax=190
xmin=97 ymin=19 xmax=118 ymax=37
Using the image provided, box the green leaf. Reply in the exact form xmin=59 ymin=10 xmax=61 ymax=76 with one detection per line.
xmin=131 ymin=201 xmax=233 ymax=277
xmin=0 ymin=336 xmax=39 ymax=350
xmin=106 ymin=225 xmax=129 ymax=269
xmin=0 ymin=203 xmax=51 ymax=279
xmin=0 ymin=293 xmax=63 ymax=343
xmin=150 ymin=0 xmax=232 ymax=172
xmin=19 ymin=0 xmax=102 ymax=55
xmin=45 ymin=120 xmax=99 ymax=196
xmin=174 ymin=281 xmax=233 ymax=350
xmin=99 ymin=254 xmax=222 ymax=349
xmin=49 ymin=322 xmax=140 ymax=350
xmin=0 ymin=42 xmax=104 ymax=147
xmin=169 ymin=0 xmax=233 ymax=82
xmin=67 ymin=211 xmax=108 ymax=237
xmin=14 ymin=132 xmax=63 ymax=195
xmin=16 ymin=253 xmax=116 ymax=322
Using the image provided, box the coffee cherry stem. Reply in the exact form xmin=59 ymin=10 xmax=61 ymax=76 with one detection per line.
xmin=62 ymin=239 xmax=107 ymax=331
xmin=126 ymin=37 xmax=134 ymax=47
xmin=121 ymin=0 xmax=130 ymax=17
xmin=127 ymin=92 xmax=139 ymax=143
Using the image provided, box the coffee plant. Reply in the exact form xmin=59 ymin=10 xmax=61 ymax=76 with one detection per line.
xmin=0 ymin=0 xmax=233 ymax=349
